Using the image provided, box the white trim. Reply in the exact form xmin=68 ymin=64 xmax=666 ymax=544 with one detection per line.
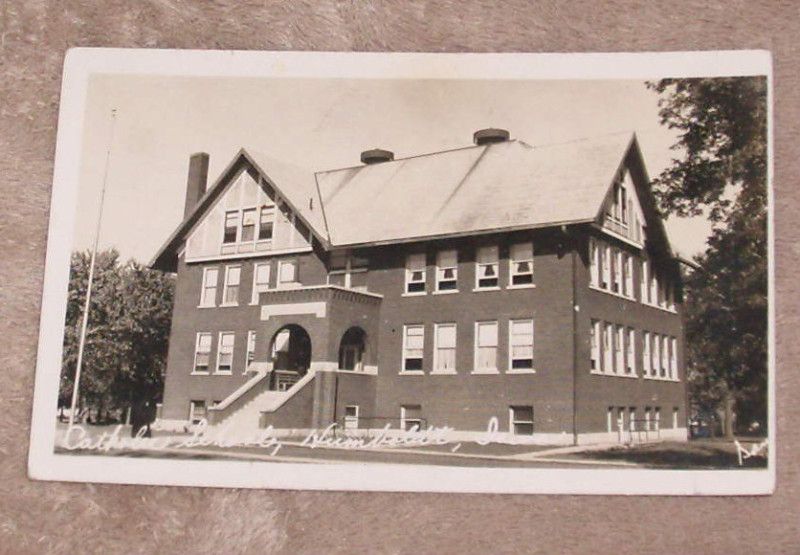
xmin=186 ymin=246 xmax=313 ymax=265
xmin=593 ymin=222 xmax=645 ymax=249
xmin=251 ymin=261 xmax=271 ymax=304
xmin=433 ymin=322 xmax=457 ymax=375
xmin=509 ymin=405 xmax=535 ymax=437
xmin=404 ymin=253 xmax=427 ymax=294
xmin=474 ymin=245 xmax=500 ymax=290
xmin=431 ymin=289 xmax=459 ymax=295
xmin=508 ymin=318 xmax=535 ymax=373
xmin=434 ymin=249 xmax=458 ymax=292
xmin=199 ymin=266 xmax=219 ymax=307
xmin=398 ymin=370 xmax=424 ymax=376
xmin=223 ymin=264 xmax=242 ymax=306
xmin=506 ymin=283 xmax=536 ymax=290
xmin=473 ymin=320 xmax=499 ymax=375
xmin=192 ymin=332 xmax=212 ymax=374
xmin=260 ymin=301 xmax=327 ymax=320
xmin=471 ymin=286 xmax=501 ymax=292
xmin=215 ymin=331 xmax=235 ymax=374
xmin=401 ymin=324 xmax=425 ymax=374
xmin=401 ymin=291 xmax=427 ymax=297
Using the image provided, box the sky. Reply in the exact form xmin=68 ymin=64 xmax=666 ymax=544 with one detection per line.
xmin=74 ymin=74 xmax=714 ymax=263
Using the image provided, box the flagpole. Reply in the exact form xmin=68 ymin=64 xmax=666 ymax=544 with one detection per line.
xmin=69 ymin=108 xmax=117 ymax=427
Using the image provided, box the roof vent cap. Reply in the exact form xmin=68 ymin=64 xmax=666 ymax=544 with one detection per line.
xmin=360 ymin=148 xmax=394 ymax=164
xmin=473 ymin=128 xmax=510 ymax=145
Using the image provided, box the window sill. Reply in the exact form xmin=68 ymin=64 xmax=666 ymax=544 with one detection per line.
xmin=219 ymin=303 xmax=239 ymax=308
xmin=401 ymin=291 xmax=427 ymax=297
xmin=197 ymin=304 xmax=217 ymax=309
xmin=507 ymin=283 xmax=536 ymax=290
xmin=432 ymin=289 xmax=459 ymax=295
xmin=472 ymin=286 xmax=501 ymax=293
xmin=471 ymin=368 xmax=499 ymax=375
xmin=190 ymin=371 xmax=210 ymax=376
xmin=644 ymin=375 xmax=680 ymax=382
xmin=588 ymin=285 xmax=636 ymax=302
xmin=398 ymin=371 xmax=424 ymax=376
xmin=430 ymin=369 xmax=458 ymax=375
xmin=590 ymin=370 xmax=638 ymax=379
xmin=506 ymin=368 xmax=536 ymax=374
xmin=214 ymin=371 xmax=233 ymax=376
xmin=643 ymin=302 xmax=678 ymax=314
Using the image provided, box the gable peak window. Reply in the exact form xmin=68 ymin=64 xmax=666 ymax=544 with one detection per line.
xmin=510 ymin=242 xmax=534 ymax=286
xmin=476 ymin=246 xmax=499 ymax=289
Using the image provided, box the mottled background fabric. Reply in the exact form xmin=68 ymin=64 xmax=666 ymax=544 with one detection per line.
xmin=1 ymin=1 xmax=798 ymax=553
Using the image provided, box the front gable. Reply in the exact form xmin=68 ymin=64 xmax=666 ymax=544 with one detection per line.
xmin=184 ymin=165 xmax=312 ymax=263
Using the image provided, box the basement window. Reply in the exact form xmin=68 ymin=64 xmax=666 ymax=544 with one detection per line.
xmin=509 ymin=406 xmax=534 ymax=435
xmin=189 ymin=400 xmax=207 ymax=425
xmin=400 ymin=404 xmax=423 ymax=432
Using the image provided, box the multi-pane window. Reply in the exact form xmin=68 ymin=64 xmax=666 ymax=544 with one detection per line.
xmin=642 ymin=331 xmax=651 ymax=376
xmin=216 ymin=332 xmax=235 ymax=374
xmin=474 ymin=321 xmax=499 ymax=373
xmin=344 ymin=405 xmax=359 ymax=430
xmin=251 ymin=262 xmax=270 ymax=303
xmin=402 ymin=325 xmax=424 ymax=372
xmin=246 ymin=330 xmax=256 ymax=367
xmin=589 ymin=238 xmax=600 ymax=287
xmin=400 ymin=404 xmax=423 ymax=431
xmin=652 ymin=333 xmax=661 ymax=377
xmin=436 ymin=250 xmax=458 ymax=291
xmin=590 ymin=319 xmax=601 ymax=372
xmin=510 ymin=406 xmax=534 ymax=435
xmin=509 ymin=242 xmax=534 ymax=286
xmin=509 ymin=319 xmax=534 ymax=371
xmin=624 ymin=253 xmax=634 ymax=297
xmin=193 ymin=332 xmax=212 ymax=374
xmin=476 ymin=246 xmax=500 ymax=289
xmin=223 ymin=211 xmax=239 ymax=243
xmin=626 ymin=327 xmax=636 ymax=375
xmin=189 ymin=400 xmax=207 ymax=424
xmin=661 ymin=335 xmax=669 ymax=378
xmin=433 ymin=323 xmax=457 ymax=373
xmin=277 ymin=259 xmax=297 ymax=287
xmin=603 ymin=323 xmax=613 ymax=373
xmin=200 ymin=267 xmax=218 ymax=307
xmin=241 ymin=208 xmax=257 ymax=242
xmin=654 ymin=407 xmax=661 ymax=430
xmin=222 ymin=266 xmax=241 ymax=305
xmin=649 ymin=271 xmax=658 ymax=305
xmin=405 ymin=253 xmax=427 ymax=294
xmin=615 ymin=325 xmax=625 ymax=373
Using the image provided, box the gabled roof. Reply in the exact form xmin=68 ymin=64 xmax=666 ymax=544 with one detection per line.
xmin=150 ymin=132 xmax=657 ymax=271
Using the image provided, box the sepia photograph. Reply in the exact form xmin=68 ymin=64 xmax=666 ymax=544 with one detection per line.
xmin=28 ymin=49 xmax=772 ymax=494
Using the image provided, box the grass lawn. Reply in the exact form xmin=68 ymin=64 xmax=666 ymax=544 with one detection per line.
xmin=565 ymin=439 xmax=768 ymax=469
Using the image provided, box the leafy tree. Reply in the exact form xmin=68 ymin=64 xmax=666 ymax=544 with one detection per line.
xmin=648 ymin=77 xmax=768 ymax=436
xmin=60 ymin=250 xmax=174 ymax=422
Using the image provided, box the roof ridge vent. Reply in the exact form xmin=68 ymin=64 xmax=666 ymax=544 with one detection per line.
xmin=360 ymin=148 xmax=394 ymax=164
xmin=473 ymin=128 xmax=510 ymax=146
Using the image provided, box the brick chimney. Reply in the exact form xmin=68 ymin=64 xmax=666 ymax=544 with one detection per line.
xmin=360 ymin=148 xmax=394 ymax=164
xmin=184 ymin=152 xmax=209 ymax=217
xmin=473 ymin=128 xmax=510 ymax=146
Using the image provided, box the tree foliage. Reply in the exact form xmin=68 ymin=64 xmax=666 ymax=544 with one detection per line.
xmin=648 ymin=77 xmax=768 ymax=433
xmin=60 ymin=249 xmax=174 ymax=420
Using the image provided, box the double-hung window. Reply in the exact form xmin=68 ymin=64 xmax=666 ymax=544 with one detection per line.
xmin=402 ymin=325 xmax=424 ymax=372
xmin=650 ymin=271 xmax=658 ymax=306
xmin=626 ymin=327 xmax=636 ymax=375
xmin=476 ymin=246 xmax=499 ymax=289
xmin=474 ymin=321 xmax=499 ymax=373
xmin=435 ymin=250 xmax=458 ymax=291
xmin=590 ymin=319 xmax=601 ymax=372
xmin=641 ymin=259 xmax=649 ymax=304
xmin=603 ymin=323 xmax=613 ymax=373
xmin=223 ymin=211 xmax=239 ymax=244
xmin=277 ymin=259 xmax=297 ymax=287
xmin=222 ymin=265 xmax=241 ymax=305
xmin=258 ymin=205 xmax=275 ymax=241
xmin=246 ymin=330 xmax=256 ymax=367
xmin=433 ymin=323 xmax=457 ymax=374
xmin=589 ymin=238 xmax=600 ymax=287
xmin=189 ymin=400 xmax=207 ymax=424
xmin=405 ymin=253 xmax=426 ymax=294
xmin=200 ymin=267 xmax=218 ymax=307
xmin=615 ymin=325 xmax=625 ymax=373
xmin=241 ymin=208 xmax=257 ymax=242
xmin=670 ymin=337 xmax=678 ymax=380
xmin=642 ymin=331 xmax=651 ymax=377
xmin=661 ymin=335 xmax=669 ymax=378
xmin=509 ymin=319 xmax=534 ymax=371
xmin=509 ymin=243 xmax=534 ymax=286
xmin=251 ymin=262 xmax=270 ymax=303
xmin=216 ymin=332 xmax=235 ymax=374
xmin=612 ymin=249 xmax=622 ymax=293
xmin=624 ymin=253 xmax=634 ymax=297
xmin=601 ymin=244 xmax=611 ymax=289
xmin=509 ymin=406 xmax=534 ymax=435
xmin=652 ymin=333 xmax=661 ymax=377
xmin=193 ymin=332 xmax=212 ymax=374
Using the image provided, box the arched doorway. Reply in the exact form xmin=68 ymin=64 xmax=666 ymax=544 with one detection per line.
xmin=269 ymin=324 xmax=311 ymax=391
xmin=338 ymin=326 xmax=366 ymax=371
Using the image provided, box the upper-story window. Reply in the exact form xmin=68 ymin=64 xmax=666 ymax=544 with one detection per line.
xmin=402 ymin=324 xmax=424 ymax=373
xmin=590 ymin=319 xmax=601 ymax=372
xmin=474 ymin=321 xmax=499 ymax=373
xmin=589 ymin=239 xmax=600 ymax=287
xmin=607 ymin=180 xmax=628 ymax=225
xmin=277 ymin=259 xmax=297 ymax=288
xmin=246 ymin=330 xmax=256 ymax=368
xmin=509 ymin=243 xmax=534 ymax=286
xmin=216 ymin=332 xmax=235 ymax=374
xmin=405 ymin=253 xmax=427 ymax=294
xmin=624 ymin=254 xmax=634 ymax=298
xmin=433 ymin=323 xmax=457 ymax=374
xmin=612 ymin=248 xmax=622 ymax=294
xmin=476 ymin=246 xmax=499 ymax=289
xmin=641 ymin=259 xmax=650 ymax=303
xmin=435 ymin=250 xmax=458 ymax=291
xmin=193 ymin=332 xmax=212 ymax=374
xmin=222 ymin=265 xmax=241 ymax=305
xmin=626 ymin=327 xmax=636 ymax=375
xmin=200 ymin=267 xmax=218 ymax=307
xmin=222 ymin=205 xmax=276 ymax=253
xmin=601 ymin=244 xmax=611 ymax=289
xmin=251 ymin=262 xmax=270 ymax=304
xmin=642 ymin=331 xmax=651 ymax=377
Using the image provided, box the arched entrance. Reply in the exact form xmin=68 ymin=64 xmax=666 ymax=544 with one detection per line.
xmin=269 ymin=324 xmax=311 ymax=391
xmin=338 ymin=326 xmax=366 ymax=371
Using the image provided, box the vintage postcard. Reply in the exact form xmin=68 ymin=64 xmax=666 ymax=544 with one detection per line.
xmin=28 ymin=49 xmax=774 ymax=494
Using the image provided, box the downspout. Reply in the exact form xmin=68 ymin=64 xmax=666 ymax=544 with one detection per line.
xmin=571 ymin=238 xmax=579 ymax=446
